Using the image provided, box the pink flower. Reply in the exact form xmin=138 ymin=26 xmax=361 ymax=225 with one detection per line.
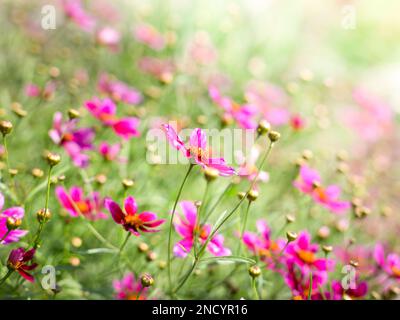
xmin=245 ymin=81 xmax=290 ymax=126
xmin=24 ymin=83 xmax=40 ymax=97
xmin=49 ymin=112 xmax=95 ymax=167
xmin=113 ymin=272 xmax=148 ymax=300
xmin=293 ymin=165 xmax=350 ymax=214
xmin=133 ymin=24 xmax=165 ymax=51
xmin=290 ymin=114 xmax=306 ymax=131
xmin=331 ymin=279 xmax=368 ymax=300
xmin=242 ymin=220 xmax=285 ymax=270
xmin=105 ymin=196 xmax=165 ymax=236
xmin=56 ymin=186 xmax=107 ymax=220
xmin=138 ymin=57 xmax=175 ymax=83
xmin=162 ymin=124 xmax=235 ymax=176
xmin=97 ymin=73 xmax=142 ymax=105
xmin=62 ymin=0 xmax=96 ymax=32
xmin=173 ymin=201 xmax=231 ymax=257
xmin=98 ymin=142 xmax=122 ymax=162
xmin=85 ymin=97 xmax=140 ymax=139
xmin=237 ymin=147 xmax=269 ymax=183
xmin=7 ymin=248 xmax=37 ymax=283
xmin=96 ymin=27 xmax=121 ymax=51
xmin=0 ymin=193 xmax=28 ymax=245
xmin=187 ymin=32 xmax=217 ymax=65
xmin=374 ymin=244 xmax=400 ymax=281
xmin=209 ymin=86 xmax=258 ymax=129
xmin=345 ymin=88 xmax=394 ymax=143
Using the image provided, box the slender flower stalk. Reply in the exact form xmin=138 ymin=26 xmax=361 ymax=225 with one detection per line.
xmin=238 ymin=201 xmax=252 ymax=255
xmin=0 ymin=269 xmax=13 ymax=286
xmin=202 ymin=182 xmax=233 ymax=224
xmin=174 ymin=140 xmax=275 ymax=294
xmin=193 ymin=181 xmax=210 ymax=258
xmin=0 ymin=230 xmax=11 ymax=244
xmin=252 ymin=278 xmax=260 ymax=300
xmin=167 ymin=164 xmax=194 ymax=294
xmin=119 ymin=232 xmax=132 ymax=254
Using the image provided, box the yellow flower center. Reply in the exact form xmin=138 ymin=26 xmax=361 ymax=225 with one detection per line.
xmin=124 ymin=214 xmax=144 ymax=229
xmin=298 ymin=249 xmax=316 ymax=264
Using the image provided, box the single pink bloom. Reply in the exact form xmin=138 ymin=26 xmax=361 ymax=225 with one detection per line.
xmin=134 ymin=23 xmax=165 ymax=51
xmin=85 ymin=97 xmax=140 ymax=139
xmin=290 ymin=114 xmax=306 ymax=131
xmin=55 ymin=186 xmax=107 ymax=220
xmin=173 ymin=201 xmax=231 ymax=258
xmin=98 ymin=141 xmax=121 ymax=162
xmin=96 ymin=27 xmax=121 ymax=51
xmin=113 ymin=272 xmax=148 ymax=300
xmin=374 ymin=244 xmax=400 ymax=281
xmin=293 ymin=165 xmax=350 ymax=214
xmin=24 ymin=83 xmax=40 ymax=97
xmin=105 ymin=196 xmax=165 ymax=236
xmin=97 ymin=73 xmax=142 ymax=105
xmin=7 ymin=248 xmax=37 ymax=283
xmin=62 ymin=0 xmax=96 ymax=32
xmin=0 ymin=193 xmax=28 ymax=245
xmin=162 ymin=124 xmax=235 ymax=176
xmin=237 ymin=148 xmax=269 ymax=183
xmin=331 ymin=279 xmax=368 ymax=300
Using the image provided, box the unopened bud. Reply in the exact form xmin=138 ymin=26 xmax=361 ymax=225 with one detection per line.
xmin=285 ymin=214 xmax=295 ymax=224
xmin=247 ymin=189 xmax=259 ymax=202
xmin=37 ymin=208 xmax=52 ymax=223
xmin=32 ymin=168 xmax=44 ymax=178
xmin=138 ymin=242 xmax=149 ymax=253
xmin=248 ymin=265 xmax=261 ymax=278
xmin=46 ymin=152 xmax=61 ymax=167
xmin=204 ymin=168 xmax=219 ymax=182
xmin=268 ymin=130 xmax=280 ymax=143
xmin=0 ymin=120 xmax=13 ymax=136
xmin=257 ymin=120 xmax=271 ymax=136
xmin=68 ymin=108 xmax=80 ymax=119
xmin=237 ymin=192 xmax=246 ymax=200
xmin=322 ymin=245 xmax=333 ymax=255
xmin=286 ymin=231 xmax=298 ymax=242
xmin=6 ymin=217 xmax=22 ymax=230
xmin=122 ymin=179 xmax=134 ymax=189
xmin=140 ymin=273 xmax=154 ymax=287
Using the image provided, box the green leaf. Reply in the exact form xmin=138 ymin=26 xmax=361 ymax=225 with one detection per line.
xmin=77 ymin=248 xmax=117 ymax=255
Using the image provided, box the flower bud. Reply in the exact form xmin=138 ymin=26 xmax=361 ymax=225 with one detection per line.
xmin=0 ymin=120 xmax=13 ymax=136
xmin=268 ymin=130 xmax=280 ymax=143
xmin=146 ymin=251 xmax=157 ymax=262
xmin=37 ymin=208 xmax=52 ymax=223
xmin=11 ymin=103 xmax=27 ymax=118
xmin=122 ymin=179 xmax=134 ymax=189
xmin=138 ymin=242 xmax=149 ymax=253
xmin=317 ymin=226 xmax=330 ymax=239
xmin=247 ymin=189 xmax=259 ymax=202
xmin=140 ymin=273 xmax=154 ymax=287
xmin=286 ymin=231 xmax=298 ymax=242
xmin=46 ymin=152 xmax=61 ymax=167
xmin=158 ymin=260 xmax=167 ymax=270
xmin=349 ymin=260 xmax=359 ymax=268
xmin=9 ymin=168 xmax=18 ymax=177
xmin=256 ymin=120 xmax=271 ymax=136
xmin=194 ymin=200 xmax=202 ymax=208
xmin=68 ymin=108 xmax=80 ymax=119
xmin=71 ymin=237 xmax=82 ymax=248
xmin=301 ymin=149 xmax=313 ymax=160
xmin=204 ymin=167 xmax=219 ymax=182
xmin=248 ymin=265 xmax=261 ymax=278
xmin=32 ymin=168 xmax=44 ymax=178
xmin=285 ymin=214 xmax=295 ymax=224
xmin=49 ymin=66 xmax=60 ymax=78
xmin=237 ymin=192 xmax=246 ymax=200
xmin=6 ymin=217 xmax=22 ymax=230
xmin=322 ymin=245 xmax=333 ymax=255
xmin=95 ymin=174 xmax=107 ymax=185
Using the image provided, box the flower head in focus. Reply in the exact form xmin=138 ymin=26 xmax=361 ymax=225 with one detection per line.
xmin=113 ymin=272 xmax=148 ymax=300
xmin=7 ymin=248 xmax=37 ymax=282
xmin=0 ymin=193 xmax=28 ymax=245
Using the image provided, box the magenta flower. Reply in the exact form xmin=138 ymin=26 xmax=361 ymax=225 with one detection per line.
xmin=331 ymin=279 xmax=368 ymax=300
xmin=133 ymin=23 xmax=165 ymax=51
xmin=162 ymin=124 xmax=235 ymax=176
xmin=98 ymin=141 xmax=122 ymax=162
xmin=7 ymin=248 xmax=37 ymax=283
xmin=0 ymin=193 xmax=28 ymax=245
xmin=242 ymin=220 xmax=285 ymax=270
xmin=85 ymin=97 xmax=140 ymax=139
xmin=113 ymin=272 xmax=148 ymax=300
xmin=293 ymin=165 xmax=350 ymax=214
xmin=374 ymin=244 xmax=400 ymax=281
xmin=237 ymin=147 xmax=269 ymax=183
xmin=49 ymin=112 xmax=95 ymax=167
xmin=285 ymin=231 xmax=334 ymax=275
xmin=24 ymin=83 xmax=40 ymax=97
xmin=56 ymin=186 xmax=107 ymax=220
xmin=62 ymin=0 xmax=96 ymax=32
xmin=105 ymin=196 xmax=165 ymax=236
xmin=209 ymin=86 xmax=258 ymax=129
xmin=96 ymin=27 xmax=121 ymax=51
xmin=24 ymin=81 xmax=56 ymax=100
xmin=289 ymin=114 xmax=306 ymax=131
xmin=97 ymin=73 xmax=142 ymax=105
xmin=173 ymin=201 xmax=231 ymax=257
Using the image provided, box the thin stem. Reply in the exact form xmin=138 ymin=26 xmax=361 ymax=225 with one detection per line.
xmin=202 ymin=182 xmax=233 ymax=223
xmin=0 ymin=230 xmax=11 ymax=244
xmin=308 ymin=272 xmax=313 ymax=300
xmin=44 ymin=166 xmax=53 ymax=211
xmin=193 ymin=181 xmax=210 ymax=258
xmin=136 ymin=287 xmax=144 ymax=300
xmin=238 ymin=201 xmax=251 ymax=255
xmin=167 ymin=164 xmax=194 ymax=295
xmin=252 ymin=278 xmax=260 ymax=300
xmin=174 ymin=141 xmax=275 ymax=294
xmin=119 ymin=232 xmax=132 ymax=254
xmin=0 ymin=269 xmax=13 ymax=287
xmin=2 ymin=135 xmax=10 ymax=176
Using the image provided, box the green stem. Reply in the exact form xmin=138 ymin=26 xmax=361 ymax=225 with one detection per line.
xmin=167 ymin=164 xmax=194 ymax=295
xmin=193 ymin=181 xmax=210 ymax=258
xmin=0 ymin=269 xmax=13 ymax=287
xmin=202 ymin=182 xmax=232 ymax=224
xmin=119 ymin=232 xmax=132 ymax=254
xmin=174 ymin=141 xmax=275 ymax=294
xmin=0 ymin=230 xmax=11 ymax=244
xmin=45 ymin=166 xmax=53 ymax=211
xmin=252 ymin=278 xmax=260 ymax=300
xmin=2 ymin=135 xmax=10 ymax=177
xmin=238 ymin=201 xmax=251 ymax=255
xmin=308 ymin=272 xmax=313 ymax=300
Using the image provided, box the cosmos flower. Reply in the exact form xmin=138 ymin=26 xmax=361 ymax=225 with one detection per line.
xmin=173 ymin=201 xmax=231 ymax=258
xmin=55 ymin=186 xmax=108 ymax=220
xmin=49 ymin=112 xmax=95 ymax=168
xmin=0 ymin=193 xmax=28 ymax=245
xmin=105 ymin=196 xmax=165 ymax=236
xmin=330 ymin=279 xmax=368 ymax=300
xmin=242 ymin=220 xmax=285 ymax=270
xmin=24 ymin=83 xmax=40 ymax=97
xmin=293 ymin=165 xmax=350 ymax=214
xmin=138 ymin=57 xmax=175 ymax=83
xmin=97 ymin=73 xmax=142 ymax=105
xmin=209 ymin=85 xmax=258 ymax=129
xmin=162 ymin=124 xmax=235 ymax=176
xmin=98 ymin=141 xmax=122 ymax=162
xmin=290 ymin=114 xmax=306 ymax=131
xmin=62 ymin=0 xmax=96 ymax=32
xmin=7 ymin=248 xmax=37 ymax=282
xmin=374 ymin=244 xmax=400 ymax=281
xmin=24 ymin=81 xmax=57 ymax=100
xmin=133 ymin=23 xmax=165 ymax=51
xmin=113 ymin=272 xmax=148 ymax=300
xmin=96 ymin=27 xmax=121 ymax=51
xmin=85 ymin=97 xmax=140 ymax=139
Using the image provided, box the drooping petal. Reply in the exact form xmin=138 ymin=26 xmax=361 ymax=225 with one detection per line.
xmin=162 ymin=124 xmax=189 ymax=157
xmin=105 ymin=198 xmax=125 ymax=223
